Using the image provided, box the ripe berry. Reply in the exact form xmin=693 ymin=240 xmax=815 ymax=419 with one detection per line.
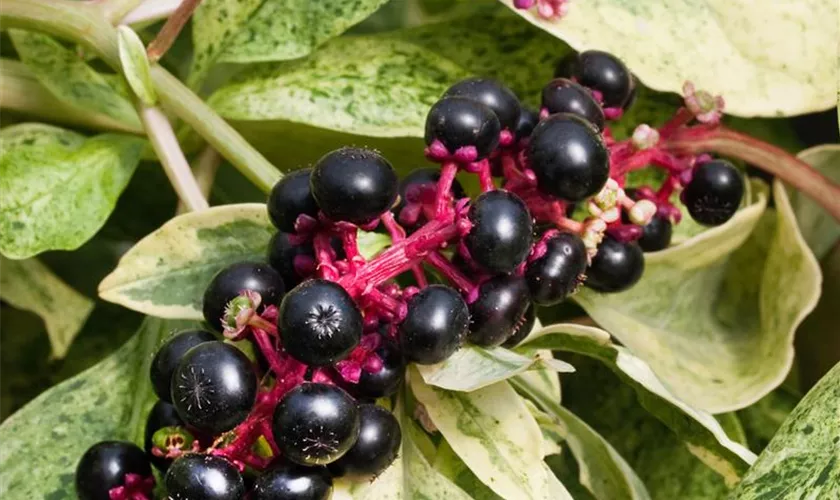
xmin=76 ymin=441 xmax=151 ymax=500
xmin=144 ymin=400 xmax=184 ymax=471
xmin=279 ymin=279 xmax=363 ymax=366
xmin=425 ymin=96 xmax=500 ymax=160
xmin=515 ymin=107 xmax=540 ymax=141
xmin=165 ymin=454 xmax=245 ymax=500
xmin=268 ymin=168 xmax=319 ymax=233
xmin=268 ymin=232 xmax=315 ymax=289
xmin=502 ymin=304 xmax=536 ymax=348
xmin=525 ymin=232 xmax=587 ymax=306
xmin=272 ymin=383 xmax=360 ymax=466
xmin=555 ymin=50 xmax=634 ymax=108
xmin=541 ymin=78 xmax=605 ymax=131
xmin=203 ymin=262 xmax=286 ymax=332
xmin=638 ymin=215 xmax=672 ymax=252
xmin=586 ymin=236 xmax=644 ymax=293
xmin=466 ymin=190 xmax=534 ymax=273
xmin=443 ymin=78 xmax=521 ymax=131
xmin=399 ymin=285 xmax=469 ymax=364
xmin=682 ymin=160 xmax=744 ymax=226
xmin=329 ymin=404 xmax=401 ymax=478
xmin=469 ymin=274 xmax=531 ymax=346
xmin=310 ymin=147 xmax=398 ymax=225
xmin=356 ymin=337 xmax=405 ymax=399
xmin=528 ymin=114 xmax=609 ymax=202
xmin=170 ymin=341 xmax=257 ymax=435
xmin=150 ymin=329 xmax=216 ymax=403
xmin=253 ymin=461 xmax=333 ymax=500
xmin=395 ymin=168 xmax=465 ymax=230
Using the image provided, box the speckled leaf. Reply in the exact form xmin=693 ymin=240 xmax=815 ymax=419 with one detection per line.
xmin=219 ymin=0 xmax=389 ymax=63
xmin=732 ymin=361 xmax=840 ymax=498
xmin=0 ymin=124 xmax=145 ymax=259
xmin=574 ymin=179 xmax=822 ymax=413
xmin=117 ymin=26 xmax=157 ymax=106
xmin=0 ymin=317 xmax=196 ymax=499
xmin=9 ymin=30 xmax=140 ymax=128
xmin=434 ymin=440 xmax=504 ymax=500
xmin=410 ymin=368 xmax=567 ymax=499
xmin=98 ymin=204 xmax=273 ymax=319
xmin=0 ymin=257 xmax=94 ymax=359
xmin=789 ymin=144 xmax=840 ymax=259
xmin=518 ymin=323 xmax=756 ymax=482
xmin=500 ymin=0 xmax=837 ymax=117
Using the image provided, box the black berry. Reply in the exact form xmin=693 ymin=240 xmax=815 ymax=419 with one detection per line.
xmin=443 ymin=78 xmax=521 ymax=131
xmin=279 ymin=279 xmax=363 ymax=366
xmin=268 ymin=232 xmax=315 ymax=289
xmin=469 ymin=274 xmax=531 ymax=347
xmin=150 ymin=329 xmax=216 ymax=403
xmin=356 ymin=337 xmax=405 ymax=399
xmin=586 ymin=236 xmax=644 ymax=293
xmin=165 ymin=454 xmax=245 ymax=500
xmin=425 ymin=96 xmax=501 ymax=160
xmin=466 ymin=190 xmax=534 ymax=273
xmin=170 ymin=341 xmax=257 ymax=435
xmin=638 ymin=215 xmax=672 ymax=252
xmin=399 ymin=285 xmax=469 ymax=364
xmin=272 ymin=383 xmax=360 ymax=466
xmin=310 ymin=147 xmax=398 ymax=225
xmin=515 ymin=107 xmax=540 ymax=141
xmin=253 ymin=461 xmax=333 ymax=500
xmin=203 ymin=262 xmax=286 ymax=332
xmin=329 ymin=404 xmax=401 ymax=478
xmin=528 ymin=113 xmax=609 ymax=202
xmin=541 ymin=78 xmax=605 ymax=131
xmin=76 ymin=441 xmax=151 ymax=500
xmin=395 ymin=168 xmax=465 ymax=230
xmin=144 ymin=400 xmax=184 ymax=471
xmin=556 ymin=50 xmax=634 ymax=108
xmin=268 ymin=168 xmax=319 ymax=233
xmin=502 ymin=304 xmax=536 ymax=348
xmin=525 ymin=232 xmax=587 ymax=306
xmin=682 ymin=160 xmax=744 ymax=226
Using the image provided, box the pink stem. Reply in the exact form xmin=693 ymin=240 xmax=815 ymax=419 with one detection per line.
xmin=425 ymin=251 xmax=476 ymax=294
xmin=476 ymin=159 xmax=495 ymax=192
xmin=252 ymin=329 xmax=283 ymax=373
xmin=658 ymin=107 xmax=694 ymax=138
xmin=248 ymin=316 xmax=278 ymax=336
xmin=313 ymin=232 xmax=339 ymax=280
xmin=381 ymin=211 xmax=428 ymax=287
xmin=435 ymin=162 xmax=458 ymax=216
xmin=339 ymin=225 xmax=363 ymax=266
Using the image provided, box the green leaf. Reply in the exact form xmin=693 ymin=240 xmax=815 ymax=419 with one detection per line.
xmin=0 ymin=317 xmax=196 ymax=499
xmin=736 ymin=389 xmax=800 ymax=454
xmin=518 ymin=323 xmax=756 ymax=483
xmin=9 ymin=30 xmax=140 ymax=129
xmin=358 ymin=230 xmax=392 ymax=259
xmin=573 ymin=179 xmax=822 ymax=413
xmin=499 ymin=0 xmax=837 ymax=117
xmin=98 ymin=203 xmax=273 ymax=319
xmin=117 ymin=26 xmax=157 ymax=106
xmin=433 ymin=440 xmax=503 ymax=500
xmin=0 ymin=257 xmax=94 ymax=359
xmin=0 ymin=124 xmax=145 ymax=259
xmin=788 ymin=144 xmax=840 ymax=259
xmin=218 ymin=0 xmax=389 ymax=64
xmin=732 ymin=361 xmax=840 ymax=498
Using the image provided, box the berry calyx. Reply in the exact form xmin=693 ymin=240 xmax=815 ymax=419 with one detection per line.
xmin=541 ymin=78 xmax=605 ymax=131
xmin=279 ymin=279 xmax=363 ymax=366
xmin=399 ymin=285 xmax=469 ymax=364
xmin=425 ymin=96 xmax=501 ymax=160
xmin=466 ymin=190 xmax=534 ymax=273
xmin=525 ymin=232 xmax=587 ymax=305
xmin=356 ymin=336 xmax=405 ymax=399
xmin=585 ymin=236 xmax=645 ymax=293
xmin=149 ymin=329 xmax=216 ymax=403
xmin=203 ymin=262 xmax=286 ymax=332
xmin=556 ymin=50 xmax=635 ymax=108
xmin=443 ymin=78 xmax=521 ymax=132
xmin=252 ymin=461 xmax=333 ymax=500
xmin=76 ymin=441 xmax=152 ymax=500
xmin=682 ymin=160 xmax=744 ymax=226
xmin=638 ymin=215 xmax=673 ymax=252
xmin=165 ymin=454 xmax=245 ymax=500
xmin=329 ymin=404 xmax=401 ymax=478
xmin=272 ymin=383 xmax=360 ymax=466
xmin=144 ymin=400 xmax=186 ymax=471
xmin=268 ymin=168 xmax=319 ymax=233
xmin=469 ymin=274 xmax=531 ymax=347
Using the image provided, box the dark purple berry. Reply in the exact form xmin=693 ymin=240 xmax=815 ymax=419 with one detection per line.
xmin=469 ymin=274 xmax=531 ymax=347
xmin=165 ymin=454 xmax=245 ymax=500
xmin=502 ymin=304 xmax=536 ymax=348
xmin=682 ymin=160 xmax=744 ymax=226
xmin=170 ymin=341 xmax=257 ymax=435
xmin=272 ymin=383 xmax=360 ymax=466
xmin=76 ymin=441 xmax=151 ymax=500
xmin=525 ymin=232 xmax=587 ymax=306
xmin=268 ymin=232 xmax=314 ymax=289
xmin=638 ymin=215 xmax=672 ymax=252
xmin=528 ymin=113 xmax=609 ymax=202
xmin=150 ymin=329 xmax=216 ymax=403
xmin=356 ymin=337 xmax=405 ymax=399
xmin=541 ymin=78 xmax=605 ymax=131
xmin=395 ymin=168 xmax=465 ymax=230
xmin=268 ymin=168 xmax=319 ymax=233
xmin=202 ymin=262 xmax=285 ymax=332
xmin=515 ymin=107 xmax=540 ymax=141
xmin=425 ymin=96 xmax=500 ymax=160
xmin=310 ymin=147 xmax=398 ymax=225
xmin=279 ymin=279 xmax=363 ymax=366
xmin=253 ymin=461 xmax=333 ymax=500
xmin=443 ymin=78 xmax=521 ymax=131
xmin=466 ymin=190 xmax=534 ymax=273
xmin=329 ymin=404 xmax=401 ymax=478
xmin=556 ymin=50 xmax=634 ymax=108
xmin=399 ymin=285 xmax=469 ymax=364
xmin=144 ymin=400 xmax=184 ymax=471
xmin=586 ymin=236 xmax=644 ymax=293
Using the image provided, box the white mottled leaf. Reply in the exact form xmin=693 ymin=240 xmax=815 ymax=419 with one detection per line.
xmin=117 ymin=26 xmax=157 ymax=106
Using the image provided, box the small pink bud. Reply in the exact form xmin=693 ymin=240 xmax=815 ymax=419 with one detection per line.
xmin=631 ymin=124 xmax=660 ymax=150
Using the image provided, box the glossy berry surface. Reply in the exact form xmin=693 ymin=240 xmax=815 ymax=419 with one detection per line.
xmin=253 ymin=461 xmax=333 ymax=500
xmin=556 ymin=50 xmax=634 ymax=108
xmin=272 ymin=383 xmax=360 ymax=466
xmin=170 ymin=341 xmax=257 ymax=435
xmin=466 ymin=191 xmax=534 ymax=273
xmin=399 ymin=285 xmax=469 ymax=364
xmin=586 ymin=237 xmax=645 ymax=293
xmin=279 ymin=279 xmax=363 ymax=366
xmin=469 ymin=274 xmax=531 ymax=347
xmin=76 ymin=441 xmax=151 ymax=500
xmin=203 ymin=262 xmax=286 ymax=332
xmin=444 ymin=78 xmax=521 ymax=131
xmin=356 ymin=337 xmax=405 ymax=398
xmin=396 ymin=168 xmax=465 ymax=229
xmin=502 ymin=304 xmax=536 ymax=348
xmin=525 ymin=232 xmax=587 ymax=306
xmin=268 ymin=168 xmax=319 ymax=233
xmin=542 ymin=78 xmax=605 ymax=131
xmin=165 ymin=454 xmax=245 ymax=500
xmin=330 ymin=404 xmax=401 ymax=478
xmin=682 ymin=160 xmax=744 ymax=226
xmin=425 ymin=96 xmax=501 ymax=159
xmin=268 ymin=232 xmax=314 ymax=289
xmin=144 ymin=400 xmax=184 ymax=471
xmin=515 ymin=107 xmax=540 ymax=141
xmin=310 ymin=147 xmax=398 ymax=225
xmin=528 ymin=113 xmax=609 ymax=202
xmin=638 ymin=215 xmax=672 ymax=252
xmin=150 ymin=329 xmax=216 ymax=403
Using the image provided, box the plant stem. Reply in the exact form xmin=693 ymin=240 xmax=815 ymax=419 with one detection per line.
xmin=177 ymin=146 xmax=220 ymax=214
xmin=98 ymin=0 xmax=146 ymax=23
xmin=121 ymin=0 xmax=183 ymax=25
xmin=145 ymin=0 xmax=200 ymax=62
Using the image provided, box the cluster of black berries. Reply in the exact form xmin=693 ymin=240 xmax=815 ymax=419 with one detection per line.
xmin=76 ymin=49 xmax=746 ymax=500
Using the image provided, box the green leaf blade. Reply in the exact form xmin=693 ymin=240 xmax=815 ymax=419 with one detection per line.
xmin=117 ymin=26 xmax=157 ymax=106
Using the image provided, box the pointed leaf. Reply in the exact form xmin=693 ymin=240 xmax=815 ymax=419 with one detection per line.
xmin=117 ymin=26 xmax=157 ymax=106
